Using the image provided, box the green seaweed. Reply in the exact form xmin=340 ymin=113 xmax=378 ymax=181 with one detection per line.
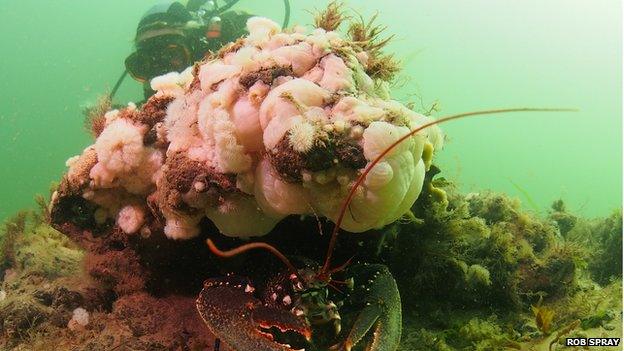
xmin=588 ymin=211 xmax=623 ymax=285
xmin=383 ymin=167 xmax=620 ymax=350
xmin=1 ymin=209 xmax=83 ymax=280
xmin=387 ymin=176 xmax=579 ymax=312
xmin=0 ymin=212 xmax=28 ymax=276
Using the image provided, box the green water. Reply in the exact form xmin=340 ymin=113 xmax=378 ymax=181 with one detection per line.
xmin=0 ymin=0 xmax=621 ymax=222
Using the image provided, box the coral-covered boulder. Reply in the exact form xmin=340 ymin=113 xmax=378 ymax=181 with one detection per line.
xmin=51 ymin=16 xmax=443 ymax=239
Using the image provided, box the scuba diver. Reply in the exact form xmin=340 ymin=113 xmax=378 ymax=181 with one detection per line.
xmin=110 ymin=0 xmax=291 ymax=100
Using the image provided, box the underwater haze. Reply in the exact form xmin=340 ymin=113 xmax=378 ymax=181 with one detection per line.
xmin=0 ymin=0 xmax=621 ymax=221
xmin=0 ymin=1 xmax=622 ymax=351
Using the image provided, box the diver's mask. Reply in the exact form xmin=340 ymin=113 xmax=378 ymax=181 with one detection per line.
xmin=125 ymin=2 xmax=195 ymax=82
xmin=125 ymin=31 xmax=192 ymax=83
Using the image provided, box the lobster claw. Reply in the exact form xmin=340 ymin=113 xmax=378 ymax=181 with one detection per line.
xmin=196 ymin=276 xmax=312 ymax=351
xmin=331 ymin=264 xmax=402 ymax=351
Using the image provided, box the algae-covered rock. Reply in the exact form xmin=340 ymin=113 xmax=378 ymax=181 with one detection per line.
xmin=1 ymin=212 xmax=83 ymax=280
xmin=551 ymin=202 xmax=622 ymax=286
xmin=383 ymin=168 xmax=621 ymax=350
xmin=550 ymin=199 xmax=578 ymax=236
xmin=0 ymin=212 xmax=87 ymax=349
xmin=386 ymin=173 xmax=581 ymax=311
xmin=588 ymin=211 xmax=623 ymax=285
xmin=0 ymin=207 xmax=216 ymax=350
xmin=456 ymin=316 xmax=507 ymax=350
xmin=14 ymin=224 xmax=83 ymax=280
xmin=0 ymin=296 xmax=49 ymax=341
xmin=400 ymin=327 xmax=454 ymax=351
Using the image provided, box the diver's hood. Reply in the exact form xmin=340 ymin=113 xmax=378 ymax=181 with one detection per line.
xmin=137 ymin=1 xmax=192 ymax=36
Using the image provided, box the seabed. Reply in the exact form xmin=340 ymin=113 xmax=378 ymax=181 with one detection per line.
xmin=0 ymin=176 xmax=621 ymax=351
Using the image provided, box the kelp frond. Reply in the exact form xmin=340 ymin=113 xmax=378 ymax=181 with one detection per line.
xmin=532 ymin=296 xmax=556 ymax=334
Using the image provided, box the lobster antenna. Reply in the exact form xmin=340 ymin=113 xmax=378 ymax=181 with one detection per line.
xmin=207 ymin=239 xmax=299 ymax=274
xmin=306 ymin=202 xmax=325 ymax=237
xmin=320 ymin=107 xmax=577 ymax=274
